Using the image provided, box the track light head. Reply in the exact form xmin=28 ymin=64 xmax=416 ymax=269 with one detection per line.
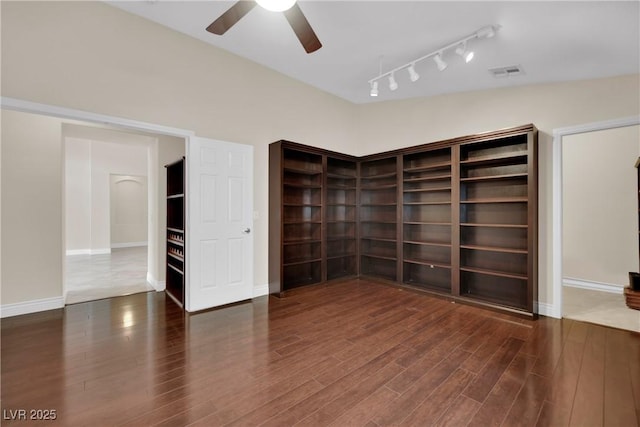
xmin=389 ymin=73 xmax=398 ymax=91
xmin=433 ymin=53 xmax=447 ymax=71
xmin=408 ymin=64 xmax=420 ymax=82
xmin=476 ymin=25 xmax=496 ymax=39
xmin=455 ymin=43 xmax=474 ymax=63
xmin=370 ymin=81 xmax=378 ymax=97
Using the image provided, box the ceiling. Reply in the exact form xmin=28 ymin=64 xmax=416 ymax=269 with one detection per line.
xmin=108 ymin=1 xmax=639 ymax=104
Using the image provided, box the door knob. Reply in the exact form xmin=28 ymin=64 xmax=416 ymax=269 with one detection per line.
xmin=243 ymin=228 xmax=251 ymax=234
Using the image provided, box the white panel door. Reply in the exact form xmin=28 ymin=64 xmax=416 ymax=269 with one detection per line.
xmin=186 ymin=137 xmax=253 ymax=312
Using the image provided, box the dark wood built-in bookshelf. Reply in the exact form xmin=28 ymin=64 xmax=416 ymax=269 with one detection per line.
xmin=165 ymin=157 xmax=185 ymax=308
xmin=269 ymin=142 xmax=358 ymax=295
xmin=458 ymin=134 xmax=536 ymax=312
xmin=360 ymin=156 xmax=399 ymax=282
xmin=269 ymin=125 xmax=538 ymax=317
xmin=402 ymin=147 xmax=454 ymax=294
xmin=326 ymin=157 xmax=358 ymax=281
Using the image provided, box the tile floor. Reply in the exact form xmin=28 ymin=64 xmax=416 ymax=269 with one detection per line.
xmin=65 ymin=246 xmax=154 ymax=305
xmin=563 ymin=285 xmax=640 ymax=332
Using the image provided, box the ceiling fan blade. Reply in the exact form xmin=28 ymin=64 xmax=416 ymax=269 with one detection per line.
xmin=283 ymin=3 xmax=322 ymax=54
xmin=206 ymin=1 xmax=257 ymax=35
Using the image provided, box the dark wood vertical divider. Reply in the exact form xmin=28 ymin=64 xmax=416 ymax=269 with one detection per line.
xmin=396 ymin=155 xmax=404 ymax=284
xmin=451 ymin=145 xmax=461 ymax=296
xmin=269 ymin=125 xmax=538 ymax=317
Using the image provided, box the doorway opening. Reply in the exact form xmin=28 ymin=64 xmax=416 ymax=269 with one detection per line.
xmin=62 ymin=123 xmax=186 ymax=304
xmin=64 ymin=148 xmax=151 ymax=304
xmin=553 ymin=118 xmax=640 ymax=332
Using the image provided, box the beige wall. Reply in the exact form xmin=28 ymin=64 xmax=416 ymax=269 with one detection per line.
xmin=1 ymin=1 xmax=639 ymax=310
xmin=1 ymin=1 xmax=356 ymax=304
xmin=64 ymin=138 xmax=92 ymax=251
xmin=562 ymin=125 xmax=640 ymax=287
xmin=1 ymin=110 xmax=63 ymax=304
xmin=90 ymin=140 xmax=148 ymax=250
xmin=1 ymin=110 xmax=182 ymax=305
xmin=64 ymin=137 xmax=148 ymax=251
xmin=353 ymin=76 xmax=640 ymax=305
xmin=110 ymin=175 xmax=148 ymax=246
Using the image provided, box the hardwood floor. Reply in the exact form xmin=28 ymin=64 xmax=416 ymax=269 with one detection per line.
xmin=2 ymin=279 xmax=639 ymax=426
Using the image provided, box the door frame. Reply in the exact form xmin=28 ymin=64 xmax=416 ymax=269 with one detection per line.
xmin=550 ymin=115 xmax=640 ymax=319
xmin=1 ymin=96 xmax=194 ymax=306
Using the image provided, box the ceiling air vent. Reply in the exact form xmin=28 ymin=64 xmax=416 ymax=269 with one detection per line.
xmin=489 ymin=65 xmax=524 ymax=78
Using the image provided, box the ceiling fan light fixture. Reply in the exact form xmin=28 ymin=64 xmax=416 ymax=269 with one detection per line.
xmin=389 ymin=73 xmax=398 ymax=91
xmin=408 ymin=64 xmax=420 ymax=82
xmin=256 ymin=0 xmax=296 ymax=12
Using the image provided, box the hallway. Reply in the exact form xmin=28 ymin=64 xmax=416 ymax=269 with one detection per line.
xmin=65 ymin=246 xmax=153 ymax=304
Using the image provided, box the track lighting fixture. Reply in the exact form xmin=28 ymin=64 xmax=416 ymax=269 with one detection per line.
xmin=370 ymin=81 xmax=378 ymax=97
xmin=388 ymin=73 xmax=398 ymax=91
xmin=433 ymin=53 xmax=448 ymax=71
xmin=408 ymin=64 xmax=420 ymax=82
xmin=476 ymin=26 xmax=496 ymax=39
xmin=455 ymin=42 xmax=474 ymax=63
xmin=367 ymin=25 xmax=499 ymax=97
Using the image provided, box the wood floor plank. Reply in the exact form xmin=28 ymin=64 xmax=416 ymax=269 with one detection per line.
xmin=386 ymin=331 xmax=468 ymax=394
xmin=569 ymin=324 xmax=606 ymax=427
xmin=207 ymin=379 xmax=324 ymax=427
xmin=467 ymin=353 xmax=538 ymax=427
xmin=502 ymin=373 xmax=549 ymax=427
xmin=296 ymin=361 xmax=405 ymax=426
xmin=433 ymin=394 xmax=481 ymax=427
xmin=260 ymin=344 xmax=408 ymax=427
xmin=628 ymin=328 xmax=640 ymax=424
xmin=460 ymin=321 xmax=515 ymax=374
xmin=544 ymin=337 xmax=586 ymax=410
xmin=1 ymin=279 xmax=637 ymax=427
xmin=462 ymin=336 xmax=524 ymax=402
xmin=328 ymin=386 xmax=399 ymax=426
xmin=536 ymin=401 xmax=571 ymax=427
xmin=603 ymin=328 xmax=639 ymax=426
xmin=399 ymin=368 xmax=476 ymax=426
xmin=370 ymin=349 xmax=472 ymax=426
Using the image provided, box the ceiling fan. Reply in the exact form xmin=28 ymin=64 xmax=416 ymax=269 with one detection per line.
xmin=206 ymin=0 xmax=322 ymax=54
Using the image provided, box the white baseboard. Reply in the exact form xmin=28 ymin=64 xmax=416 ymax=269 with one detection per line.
xmin=147 ymin=272 xmax=166 ymax=292
xmin=536 ymin=301 xmax=558 ymax=318
xmin=563 ymin=277 xmax=624 ymax=294
xmin=112 ymin=242 xmax=148 ymax=249
xmin=253 ymin=283 xmax=269 ymax=298
xmin=66 ymin=248 xmax=111 ymax=256
xmin=1 ymin=296 xmax=65 ymax=318
xmin=91 ymin=248 xmax=111 ymax=255
xmin=66 ymin=249 xmax=91 ymax=256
